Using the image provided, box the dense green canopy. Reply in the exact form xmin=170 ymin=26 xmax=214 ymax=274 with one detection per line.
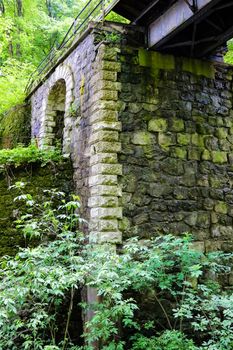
xmin=0 ymin=0 xmax=86 ymax=113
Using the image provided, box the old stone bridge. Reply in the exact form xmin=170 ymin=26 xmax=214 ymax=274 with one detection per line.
xmin=27 ymin=0 xmax=233 ymax=254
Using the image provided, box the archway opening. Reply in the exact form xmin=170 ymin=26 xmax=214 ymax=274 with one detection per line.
xmin=46 ymin=79 xmax=66 ymax=148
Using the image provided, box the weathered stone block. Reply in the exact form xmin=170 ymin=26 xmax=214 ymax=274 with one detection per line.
xmin=202 ymin=149 xmax=211 ymax=161
xmin=90 ymin=207 xmax=122 ymax=219
xmin=177 ymin=133 xmax=191 ymax=145
xmin=92 ymin=121 xmax=122 ymax=132
xmin=92 ymin=90 xmax=118 ymax=103
xmin=90 ymin=185 xmax=122 ymax=197
xmin=211 ymin=151 xmax=228 ymax=164
xmin=101 ymin=61 xmax=121 ymax=72
xmin=142 ymin=103 xmax=157 ymax=112
xmin=158 ymin=133 xmax=174 ymax=149
xmin=90 ymin=153 xmax=118 ymax=165
xmin=191 ymin=133 xmax=204 ymax=147
xmin=89 ymin=130 xmax=119 ymax=144
xmin=90 ymin=110 xmax=118 ymax=124
xmin=170 ymin=119 xmax=184 ymax=132
xmin=92 ymin=141 xmax=121 ymax=153
xmin=90 ymin=163 xmax=122 ymax=176
xmin=89 ymin=175 xmax=118 ymax=187
xmin=214 ymin=201 xmax=228 ymax=214
xmin=216 ymin=127 xmax=228 ymax=139
xmin=171 ymin=147 xmax=187 ymax=159
xmin=191 ymin=241 xmax=205 ymax=253
xmin=128 ymin=103 xmax=143 ymax=113
xmin=148 ymin=118 xmax=167 ymax=132
xmin=89 ymin=219 xmax=119 ymax=232
xmin=188 ymin=148 xmax=201 ymax=161
xmin=95 ymin=80 xmax=121 ymax=92
xmin=89 ymin=231 xmax=122 ymax=244
xmin=211 ymin=225 xmax=233 ymax=239
xmin=132 ymin=131 xmax=152 ymax=145
xmin=88 ymin=196 xmax=118 ymax=208
xmin=91 ymin=70 xmax=118 ymax=82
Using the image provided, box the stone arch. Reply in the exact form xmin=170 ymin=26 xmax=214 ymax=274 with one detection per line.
xmin=40 ymin=64 xmax=74 ymax=153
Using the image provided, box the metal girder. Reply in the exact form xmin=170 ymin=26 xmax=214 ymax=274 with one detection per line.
xmin=132 ymin=0 xmax=160 ymax=24
xmin=148 ymin=0 xmax=213 ymax=48
xmin=183 ymin=0 xmax=198 ymax=12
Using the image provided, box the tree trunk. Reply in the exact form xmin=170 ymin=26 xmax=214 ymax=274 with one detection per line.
xmin=0 ymin=0 xmax=5 ymax=14
xmin=46 ymin=0 xmax=53 ymax=17
xmin=15 ymin=0 xmax=23 ymax=16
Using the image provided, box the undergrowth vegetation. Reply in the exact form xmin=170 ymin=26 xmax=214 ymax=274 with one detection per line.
xmin=0 ymin=143 xmax=62 ymax=167
xmin=0 ymin=187 xmax=232 ymax=349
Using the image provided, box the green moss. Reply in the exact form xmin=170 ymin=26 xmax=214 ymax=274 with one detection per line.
xmin=188 ymin=148 xmax=201 ymax=161
xmin=182 ymin=58 xmax=215 ymax=78
xmin=202 ymin=149 xmax=211 ymax=161
xmin=191 ymin=133 xmax=205 ymax=147
xmin=158 ymin=133 xmax=174 ymax=150
xmin=216 ymin=128 xmax=228 ymax=139
xmin=211 ymin=151 xmax=228 ymax=164
xmin=0 ymin=161 xmax=73 ymax=257
xmin=138 ymin=49 xmax=175 ymax=74
xmin=148 ymin=118 xmax=168 ymax=132
xmin=177 ymin=133 xmax=191 ymax=145
xmin=132 ymin=131 xmax=152 ymax=145
xmin=0 ymin=103 xmax=31 ymax=148
xmin=214 ymin=201 xmax=228 ymax=214
xmin=171 ymin=147 xmax=187 ymax=159
xmin=170 ymin=119 xmax=184 ymax=132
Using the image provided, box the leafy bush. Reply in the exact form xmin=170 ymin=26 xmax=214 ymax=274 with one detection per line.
xmin=0 ymin=188 xmax=232 ymax=349
xmin=0 ymin=143 xmax=63 ymax=167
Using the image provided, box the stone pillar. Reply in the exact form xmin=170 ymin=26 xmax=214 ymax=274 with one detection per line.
xmin=88 ymin=44 xmax=123 ymax=245
xmin=85 ymin=43 xmax=123 ymax=349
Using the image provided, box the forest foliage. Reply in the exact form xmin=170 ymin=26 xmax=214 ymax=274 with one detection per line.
xmin=0 ymin=0 xmax=233 ymax=116
xmin=0 ymin=186 xmax=232 ymax=349
xmin=0 ymin=0 xmax=87 ymax=114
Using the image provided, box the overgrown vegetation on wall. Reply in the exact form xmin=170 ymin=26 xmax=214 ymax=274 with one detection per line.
xmin=0 ymin=187 xmax=232 ymax=350
xmin=0 ymin=143 xmax=62 ymax=167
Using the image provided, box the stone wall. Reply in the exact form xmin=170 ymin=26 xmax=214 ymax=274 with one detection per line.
xmin=31 ymin=27 xmax=124 ymax=244
xmin=118 ymin=47 xmax=233 ymax=252
xmin=0 ymin=161 xmax=73 ymax=256
xmin=30 ymin=25 xmax=233 ymax=251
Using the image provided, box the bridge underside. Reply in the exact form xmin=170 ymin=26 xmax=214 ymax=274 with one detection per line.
xmin=113 ymin=0 xmax=233 ymax=58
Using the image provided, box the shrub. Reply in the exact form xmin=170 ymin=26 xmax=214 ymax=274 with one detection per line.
xmin=0 ymin=187 xmax=232 ymax=349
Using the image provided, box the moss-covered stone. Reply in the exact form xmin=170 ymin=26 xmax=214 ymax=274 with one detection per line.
xmin=132 ymin=131 xmax=152 ymax=145
xmin=0 ymin=103 xmax=31 ymax=148
xmin=214 ymin=201 xmax=228 ymax=214
xmin=171 ymin=147 xmax=187 ymax=159
xmin=202 ymin=149 xmax=211 ymax=161
xmin=216 ymin=128 xmax=228 ymax=139
xmin=177 ymin=133 xmax=191 ymax=145
xmin=158 ymin=133 xmax=174 ymax=150
xmin=211 ymin=151 xmax=228 ymax=164
xmin=148 ymin=118 xmax=167 ymax=132
xmin=170 ymin=119 xmax=184 ymax=132
xmin=191 ymin=133 xmax=205 ymax=147
xmin=138 ymin=49 xmax=175 ymax=72
xmin=0 ymin=161 xmax=73 ymax=257
xmin=188 ymin=148 xmax=201 ymax=161
xmin=182 ymin=57 xmax=215 ymax=78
